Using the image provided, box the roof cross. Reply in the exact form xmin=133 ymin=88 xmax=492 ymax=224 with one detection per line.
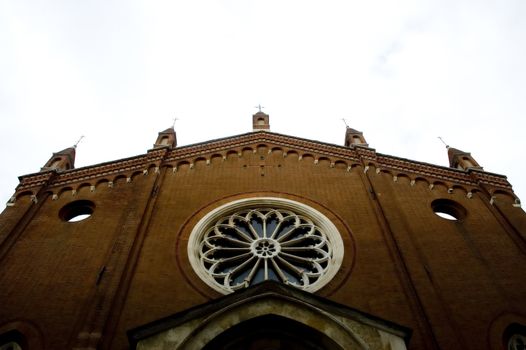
xmin=255 ymin=104 xmax=264 ymax=113
xmin=74 ymin=135 xmax=84 ymax=148
xmin=438 ymin=136 xmax=449 ymax=148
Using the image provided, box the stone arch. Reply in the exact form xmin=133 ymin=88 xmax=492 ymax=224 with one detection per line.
xmin=226 ymin=150 xmax=239 ymax=160
xmin=76 ymin=182 xmax=92 ymax=195
xmin=113 ymin=174 xmax=127 ymax=185
xmin=179 ymin=295 xmax=370 ymax=350
xmin=256 ymin=144 xmax=268 ymax=155
xmin=210 ymin=153 xmax=223 ymax=165
xmin=58 ymin=186 xmax=74 ymax=198
xmin=431 ymin=181 xmax=448 ymax=192
xmin=42 ymin=190 xmax=54 ymax=198
xmin=176 ymin=160 xmax=191 ymax=172
xmin=269 ymin=147 xmax=284 ymax=162
xmin=131 ymin=170 xmax=144 ymax=180
xmin=365 ymin=162 xmax=378 ymax=173
xmin=451 ymin=185 xmax=468 ymax=196
xmin=350 ymin=163 xmax=362 ymax=172
xmin=194 ymin=157 xmax=208 ymax=168
xmin=487 ymin=312 xmax=526 ymax=350
xmin=285 ymin=150 xmax=299 ymax=161
xmin=301 ymin=153 xmax=315 ymax=164
xmin=317 ymin=156 xmax=331 ymax=167
xmin=95 ymin=178 xmax=110 ymax=189
xmin=395 ymin=173 xmax=411 ymax=185
xmin=15 ymin=190 xmax=34 ymax=201
xmin=379 ymin=169 xmax=394 ymax=179
xmin=0 ymin=320 xmax=43 ymax=350
xmin=414 ymin=177 xmax=430 ymax=188
xmin=334 ymin=160 xmax=348 ymax=170
xmin=492 ymin=189 xmax=517 ymax=204
xmin=202 ymin=314 xmax=344 ymax=350
xmin=242 ymin=147 xmax=254 ymax=158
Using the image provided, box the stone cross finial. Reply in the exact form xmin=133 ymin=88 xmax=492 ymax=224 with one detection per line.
xmin=438 ymin=136 xmax=449 ymax=148
xmin=74 ymin=136 xmax=84 ymax=148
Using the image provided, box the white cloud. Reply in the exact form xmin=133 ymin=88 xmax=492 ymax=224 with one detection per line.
xmin=1 ymin=0 xmax=525 ymax=204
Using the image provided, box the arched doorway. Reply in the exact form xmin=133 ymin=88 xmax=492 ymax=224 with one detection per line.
xmin=202 ymin=314 xmax=344 ymax=350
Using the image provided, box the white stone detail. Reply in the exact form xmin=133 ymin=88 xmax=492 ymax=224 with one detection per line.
xmin=188 ymin=198 xmax=344 ymax=294
xmin=508 ymin=334 xmax=526 ymax=350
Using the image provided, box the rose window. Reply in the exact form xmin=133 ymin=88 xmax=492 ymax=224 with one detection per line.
xmin=509 ymin=334 xmax=526 ymax=350
xmin=188 ymin=198 xmax=344 ymax=294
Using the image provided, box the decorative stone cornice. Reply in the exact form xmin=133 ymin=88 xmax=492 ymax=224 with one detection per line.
xmin=14 ymin=131 xmax=511 ymax=194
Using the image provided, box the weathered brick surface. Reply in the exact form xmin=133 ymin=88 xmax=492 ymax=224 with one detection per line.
xmin=0 ymin=133 xmax=525 ymax=350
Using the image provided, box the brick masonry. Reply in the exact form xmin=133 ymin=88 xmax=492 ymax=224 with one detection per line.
xmin=0 ymin=130 xmax=525 ymax=349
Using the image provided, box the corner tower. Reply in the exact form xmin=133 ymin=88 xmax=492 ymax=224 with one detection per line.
xmin=344 ymin=127 xmax=368 ymax=147
xmin=447 ymin=147 xmax=483 ymax=170
xmin=253 ymin=111 xmax=270 ymax=131
xmin=41 ymin=146 xmax=76 ymax=171
xmin=153 ymin=127 xmax=177 ymax=149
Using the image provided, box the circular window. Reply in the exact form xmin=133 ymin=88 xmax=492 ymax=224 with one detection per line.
xmin=509 ymin=334 xmax=526 ymax=350
xmin=188 ymin=198 xmax=344 ymax=294
xmin=59 ymin=200 xmax=95 ymax=222
xmin=431 ymin=199 xmax=466 ymax=221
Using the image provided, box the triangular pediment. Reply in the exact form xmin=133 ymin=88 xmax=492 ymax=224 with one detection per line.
xmin=128 ymin=281 xmax=411 ymax=350
xmin=164 ymin=130 xmax=367 ymax=164
xmin=16 ymin=130 xmax=511 ymax=196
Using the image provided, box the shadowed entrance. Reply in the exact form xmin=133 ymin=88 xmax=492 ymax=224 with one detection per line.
xmin=202 ymin=314 xmax=344 ymax=350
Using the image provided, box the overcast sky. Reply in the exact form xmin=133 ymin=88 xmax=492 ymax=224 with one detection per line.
xmin=1 ymin=0 xmax=525 ymax=205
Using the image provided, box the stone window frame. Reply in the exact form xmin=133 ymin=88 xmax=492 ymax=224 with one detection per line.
xmin=187 ymin=197 xmax=344 ymax=294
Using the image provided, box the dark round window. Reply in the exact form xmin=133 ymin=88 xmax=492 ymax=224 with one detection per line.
xmin=59 ymin=200 xmax=95 ymax=222
xmin=431 ymin=199 xmax=466 ymax=221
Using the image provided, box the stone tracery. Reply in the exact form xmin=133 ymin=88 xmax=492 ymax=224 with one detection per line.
xmin=188 ymin=197 xmax=344 ymax=294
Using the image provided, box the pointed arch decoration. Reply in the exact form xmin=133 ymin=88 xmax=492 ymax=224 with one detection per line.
xmin=128 ymin=282 xmax=411 ymax=350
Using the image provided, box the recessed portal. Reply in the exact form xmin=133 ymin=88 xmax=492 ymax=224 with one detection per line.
xmin=202 ymin=314 xmax=343 ymax=350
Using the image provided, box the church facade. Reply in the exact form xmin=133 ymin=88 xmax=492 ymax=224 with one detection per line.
xmin=0 ymin=112 xmax=525 ymax=349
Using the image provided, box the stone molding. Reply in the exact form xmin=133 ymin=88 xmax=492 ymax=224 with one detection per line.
xmin=11 ymin=131 xmax=513 ymax=200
